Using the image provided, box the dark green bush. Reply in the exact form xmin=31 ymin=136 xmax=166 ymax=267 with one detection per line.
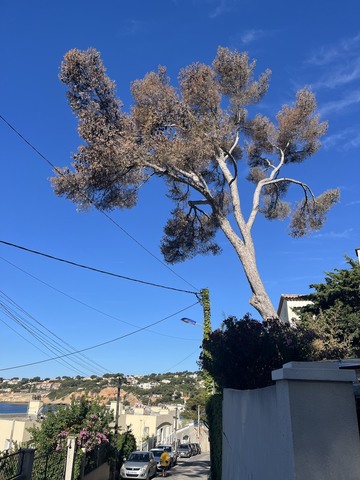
xmin=206 ymin=394 xmax=222 ymax=480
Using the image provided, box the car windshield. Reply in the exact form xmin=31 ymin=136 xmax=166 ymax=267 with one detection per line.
xmin=151 ymin=450 xmax=163 ymax=457
xmin=179 ymin=445 xmax=189 ymax=450
xmin=158 ymin=446 xmax=171 ymax=452
xmin=128 ymin=453 xmax=150 ymax=462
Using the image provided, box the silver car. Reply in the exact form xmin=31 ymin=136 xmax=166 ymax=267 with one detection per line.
xmin=156 ymin=444 xmax=178 ymax=466
xmin=149 ymin=448 xmax=164 ymax=471
xmin=120 ymin=451 xmax=157 ymax=479
xmin=178 ymin=443 xmax=192 ymax=458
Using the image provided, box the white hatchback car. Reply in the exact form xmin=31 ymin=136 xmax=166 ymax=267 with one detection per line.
xmin=120 ymin=451 xmax=157 ymax=479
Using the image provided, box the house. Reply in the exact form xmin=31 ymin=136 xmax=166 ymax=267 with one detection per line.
xmin=109 ymin=401 xmax=209 ymax=453
xmin=277 ymin=294 xmax=312 ymax=325
xmin=109 ymin=402 xmax=180 ymax=449
xmin=138 ymin=382 xmax=157 ymax=389
xmin=126 ymin=376 xmax=138 ymax=385
xmin=0 ymin=400 xmax=42 ymax=450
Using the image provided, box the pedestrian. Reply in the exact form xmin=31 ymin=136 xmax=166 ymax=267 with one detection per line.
xmin=160 ymin=448 xmax=170 ymax=477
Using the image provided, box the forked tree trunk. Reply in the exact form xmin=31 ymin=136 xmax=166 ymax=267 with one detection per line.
xmin=218 ymin=215 xmax=278 ymax=321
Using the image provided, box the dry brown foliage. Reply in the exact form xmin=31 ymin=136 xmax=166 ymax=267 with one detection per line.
xmin=52 ymin=47 xmax=340 ymax=320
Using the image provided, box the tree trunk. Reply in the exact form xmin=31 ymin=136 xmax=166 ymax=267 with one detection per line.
xmin=218 ymin=216 xmax=278 ymax=321
xmin=240 ymin=244 xmax=278 ymax=320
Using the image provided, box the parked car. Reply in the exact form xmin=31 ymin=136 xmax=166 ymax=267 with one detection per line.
xmin=120 ymin=451 xmax=157 ymax=479
xmin=156 ymin=444 xmax=178 ymax=466
xmin=190 ymin=443 xmax=198 ymax=455
xmin=149 ymin=448 xmax=165 ymax=471
xmin=194 ymin=442 xmax=201 ymax=454
xmin=178 ymin=443 xmax=192 ymax=458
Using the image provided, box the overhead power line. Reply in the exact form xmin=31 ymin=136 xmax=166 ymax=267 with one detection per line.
xmin=0 ymin=240 xmax=198 ymax=295
xmin=0 ymin=316 xmax=88 ymax=377
xmin=0 ymin=114 xmax=199 ymax=291
xmin=1 ymin=256 xmax=200 ymax=342
xmin=0 ymin=290 xmax=108 ymax=376
xmin=0 ymin=115 xmax=204 ymax=377
xmin=163 ymin=349 xmax=201 ymax=373
xmin=0 ymin=301 xmax=200 ymax=372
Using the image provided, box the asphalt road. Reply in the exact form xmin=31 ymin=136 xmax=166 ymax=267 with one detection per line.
xmin=157 ymin=453 xmax=210 ymax=479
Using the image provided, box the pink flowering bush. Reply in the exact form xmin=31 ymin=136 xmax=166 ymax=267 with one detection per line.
xmin=28 ymin=397 xmax=113 ymax=480
xmin=55 ymin=430 xmax=69 ymax=451
xmin=78 ymin=411 xmax=110 ymax=451
xmin=76 ymin=416 xmax=110 ymax=452
xmin=29 ymin=397 xmax=113 ymax=454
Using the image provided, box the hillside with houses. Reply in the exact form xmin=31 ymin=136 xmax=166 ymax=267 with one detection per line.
xmin=0 ymin=371 xmax=204 ymax=406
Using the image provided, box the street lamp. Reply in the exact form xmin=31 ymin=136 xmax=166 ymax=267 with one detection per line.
xmin=181 ymin=288 xmax=214 ymax=396
xmin=180 ymin=317 xmax=202 ymax=327
xmin=181 ymin=322 xmax=214 ymax=395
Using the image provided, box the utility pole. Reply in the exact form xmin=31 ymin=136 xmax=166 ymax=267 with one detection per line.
xmin=182 ymin=289 xmax=214 ymax=396
xmin=114 ymin=377 xmax=121 ymax=442
xmin=173 ymin=406 xmax=178 ymax=449
xmin=114 ymin=377 xmax=121 ymax=480
xmin=139 ymin=420 xmax=143 ymax=451
xmin=197 ymin=404 xmax=201 ymax=443
xmin=199 ymin=288 xmax=214 ymax=396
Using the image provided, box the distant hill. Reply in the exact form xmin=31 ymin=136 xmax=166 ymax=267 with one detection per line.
xmin=0 ymin=371 xmax=204 ymax=406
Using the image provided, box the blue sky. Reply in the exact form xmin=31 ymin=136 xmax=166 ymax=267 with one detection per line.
xmin=1 ymin=0 xmax=359 ymax=379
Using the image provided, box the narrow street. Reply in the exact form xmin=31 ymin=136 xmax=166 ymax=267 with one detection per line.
xmin=159 ymin=453 xmax=210 ymax=479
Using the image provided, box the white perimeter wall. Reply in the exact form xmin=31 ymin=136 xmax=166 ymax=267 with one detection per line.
xmin=222 ymin=386 xmax=289 ymax=480
xmin=0 ymin=418 xmax=36 ymax=450
xmin=222 ymin=362 xmax=360 ymax=480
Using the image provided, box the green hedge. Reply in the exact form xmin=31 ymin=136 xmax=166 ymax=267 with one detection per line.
xmin=206 ymin=393 xmax=222 ymax=480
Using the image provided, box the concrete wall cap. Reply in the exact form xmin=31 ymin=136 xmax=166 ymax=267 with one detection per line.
xmin=272 ymin=366 xmax=356 ymax=382
xmin=282 ymin=361 xmax=340 ymax=369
